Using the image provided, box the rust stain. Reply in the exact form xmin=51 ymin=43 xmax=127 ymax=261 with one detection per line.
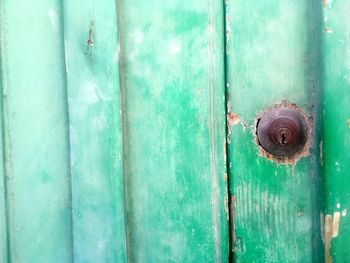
xmin=324 ymin=212 xmax=341 ymax=263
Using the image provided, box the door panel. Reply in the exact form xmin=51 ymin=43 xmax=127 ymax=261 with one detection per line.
xmin=63 ymin=0 xmax=127 ymax=262
xmin=0 ymin=0 xmax=229 ymax=262
xmin=0 ymin=0 xmax=349 ymax=262
xmin=323 ymin=1 xmax=350 ymax=262
xmin=117 ymin=1 xmax=229 ymax=261
xmin=225 ymin=0 xmax=323 ymax=261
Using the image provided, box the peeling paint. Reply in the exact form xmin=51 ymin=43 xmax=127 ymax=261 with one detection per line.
xmin=226 ymin=97 xmax=241 ymax=144
xmin=324 ymin=212 xmax=343 ymax=263
xmin=342 ymin=209 xmax=347 ymax=217
xmin=227 ymin=112 xmax=240 ymax=126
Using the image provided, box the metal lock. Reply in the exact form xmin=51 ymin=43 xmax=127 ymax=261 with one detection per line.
xmin=256 ymin=107 xmax=308 ymax=157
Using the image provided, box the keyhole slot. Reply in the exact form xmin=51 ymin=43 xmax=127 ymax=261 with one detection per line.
xmin=281 ymin=132 xmax=287 ymax=145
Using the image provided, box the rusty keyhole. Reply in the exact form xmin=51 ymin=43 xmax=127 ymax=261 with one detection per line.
xmin=256 ymin=107 xmax=308 ymax=158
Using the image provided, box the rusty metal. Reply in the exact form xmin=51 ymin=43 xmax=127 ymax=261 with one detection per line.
xmin=256 ymin=107 xmax=308 ymax=157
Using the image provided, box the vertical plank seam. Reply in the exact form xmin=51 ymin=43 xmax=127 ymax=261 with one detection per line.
xmin=115 ymin=0 xmax=130 ymax=262
xmin=60 ymin=0 xmax=76 ymax=261
xmin=222 ymin=0 xmax=234 ymax=261
xmin=0 ymin=2 xmax=12 ymax=261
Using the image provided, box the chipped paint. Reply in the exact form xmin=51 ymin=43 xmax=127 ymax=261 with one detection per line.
xmin=347 ymin=119 xmax=350 ymax=128
xmin=342 ymin=209 xmax=347 ymax=217
xmin=324 ymin=212 xmax=343 ymax=263
xmin=226 ymin=97 xmax=242 ymax=143
xmin=227 ymin=112 xmax=240 ymax=126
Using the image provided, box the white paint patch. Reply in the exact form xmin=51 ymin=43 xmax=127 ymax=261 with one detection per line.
xmin=342 ymin=209 xmax=347 ymax=217
xmin=328 ymin=0 xmax=334 ymax=8
xmin=337 ymin=203 xmax=341 ymax=209
xmin=132 ymin=30 xmax=143 ymax=44
xmin=335 ymin=161 xmax=341 ymax=172
xmin=48 ymin=9 xmax=59 ymax=32
xmin=168 ymin=40 xmax=182 ymax=55
xmin=81 ymin=81 xmax=99 ymax=105
xmin=113 ymin=48 xmax=119 ymax=65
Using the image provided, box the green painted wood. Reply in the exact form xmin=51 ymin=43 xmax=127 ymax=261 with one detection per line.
xmin=117 ymin=0 xmax=229 ymax=262
xmin=322 ymin=1 xmax=350 ymax=262
xmin=63 ymin=0 xmax=127 ymax=262
xmin=2 ymin=0 xmax=350 ymax=262
xmin=0 ymin=54 xmax=8 ymax=263
xmin=0 ymin=0 xmax=73 ymax=262
xmin=225 ymin=0 xmax=323 ymax=261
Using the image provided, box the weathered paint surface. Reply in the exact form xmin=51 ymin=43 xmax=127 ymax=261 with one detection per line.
xmin=117 ymin=1 xmax=229 ymax=261
xmin=0 ymin=0 xmax=349 ymax=262
xmin=0 ymin=0 xmax=229 ymax=262
xmin=323 ymin=0 xmax=350 ymax=261
xmin=63 ymin=0 xmax=127 ymax=262
xmin=225 ymin=0 xmax=324 ymax=261
xmin=0 ymin=0 xmax=73 ymax=261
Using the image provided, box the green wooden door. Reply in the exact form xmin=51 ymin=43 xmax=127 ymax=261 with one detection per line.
xmin=0 ymin=0 xmax=349 ymax=263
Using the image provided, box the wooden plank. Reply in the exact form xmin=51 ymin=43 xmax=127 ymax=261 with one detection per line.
xmin=322 ymin=1 xmax=350 ymax=262
xmin=0 ymin=66 xmax=8 ymax=263
xmin=117 ymin=1 xmax=229 ymax=261
xmin=62 ymin=0 xmax=127 ymax=262
xmin=225 ymin=0 xmax=323 ymax=261
xmin=0 ymin=0 xmax=73 ymax=262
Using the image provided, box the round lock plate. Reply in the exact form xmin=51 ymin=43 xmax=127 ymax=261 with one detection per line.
xmin=256 ymin=107 xmax=308 ymax=157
